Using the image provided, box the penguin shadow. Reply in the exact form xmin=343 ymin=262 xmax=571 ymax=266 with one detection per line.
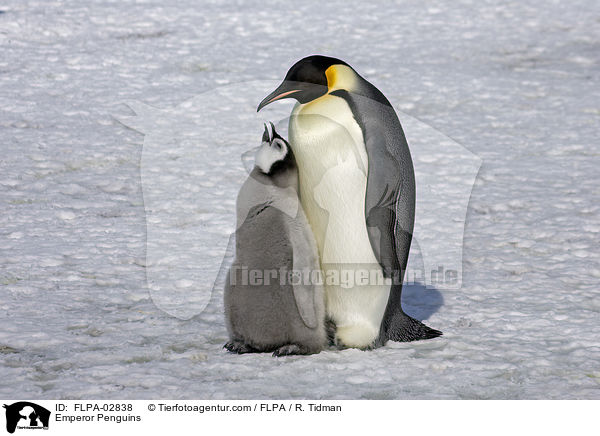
xmin=401 ymin=282 xmax=444 ymax=321
xmin=399 ymin=234 xmax=445 ymax=322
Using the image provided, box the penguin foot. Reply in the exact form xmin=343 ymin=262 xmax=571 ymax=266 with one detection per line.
xmin=224 ymin=340 xmax=256 ymax=354
xmin=325 ymin=317 xmax=337 ymax=346
xmin=272 ymin=344 xmax=310 ymax=357
xmin=335 ymin=323 xmax=380 ymax=349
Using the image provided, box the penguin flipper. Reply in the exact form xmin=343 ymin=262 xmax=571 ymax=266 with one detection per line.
xmin=290 ymin=221 xmax=322 ymax=329
xmin=291 ymin=254 xmax=319 ymax=329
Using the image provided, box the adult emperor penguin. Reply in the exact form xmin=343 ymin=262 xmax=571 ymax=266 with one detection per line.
xmin=224 ymin=123 xmax=326 ymax=356
xmin=257 ymin=55 xmax=441 ymax=348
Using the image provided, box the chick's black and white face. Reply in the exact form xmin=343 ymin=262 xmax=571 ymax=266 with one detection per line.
xmin=255 ymin=137 xmax=289 ymax=175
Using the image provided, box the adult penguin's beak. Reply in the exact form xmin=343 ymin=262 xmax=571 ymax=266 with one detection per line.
xmin=257 ymin=83 xmax=301 ymax=112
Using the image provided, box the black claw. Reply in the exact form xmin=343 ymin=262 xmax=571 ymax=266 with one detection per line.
xmin=224 ymin=341 xmax=255 ymax=354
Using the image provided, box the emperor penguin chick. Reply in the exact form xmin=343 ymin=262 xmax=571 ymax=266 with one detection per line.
xmin=224 ymin=123 xmax=326 ymax=357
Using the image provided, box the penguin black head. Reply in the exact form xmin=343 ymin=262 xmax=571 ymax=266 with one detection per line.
xmin=257 ymin=55 xmax=353 ymax=111
xmin=255 ymin=122 xmax=295 ymax=176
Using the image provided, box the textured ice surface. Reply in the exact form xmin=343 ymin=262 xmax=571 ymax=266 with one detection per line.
xmin=1 ymin=0 xmax=599 ymax=399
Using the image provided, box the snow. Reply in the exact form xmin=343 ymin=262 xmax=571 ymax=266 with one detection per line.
xmin=1 ymin=0 xmax=599 ymax=399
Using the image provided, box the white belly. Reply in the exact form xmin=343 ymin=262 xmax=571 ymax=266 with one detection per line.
xmin=289 ymin=95 xmax=390 ymax=348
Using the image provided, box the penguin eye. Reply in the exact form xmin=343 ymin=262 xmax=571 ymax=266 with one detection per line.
xmin=272 ymin=139 xmax=284 ymax=151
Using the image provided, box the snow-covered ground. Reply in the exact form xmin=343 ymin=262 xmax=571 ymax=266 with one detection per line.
xmin=1 ymin=0 xmax=599 ymax=399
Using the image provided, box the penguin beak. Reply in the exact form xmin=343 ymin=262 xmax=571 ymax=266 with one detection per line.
xmin=262 ymin=123 xmax=270 ymax=143
xmin=257 ymin=84 xmax=301 ymax=112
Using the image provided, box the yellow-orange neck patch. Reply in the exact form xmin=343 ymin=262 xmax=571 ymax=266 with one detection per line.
xmin=325 ymin=65 xmax=358 ymax=93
